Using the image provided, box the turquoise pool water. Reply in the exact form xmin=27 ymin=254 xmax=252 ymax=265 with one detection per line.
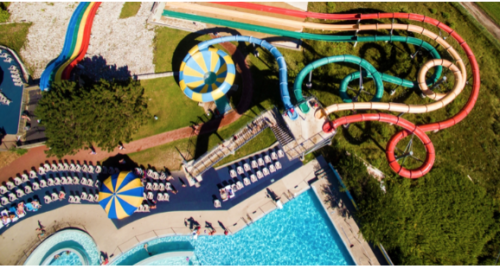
xmin=49 ymin=251 xmax=82 ymax=266
xmin=112 ymin=190 xmax=354 ymax=265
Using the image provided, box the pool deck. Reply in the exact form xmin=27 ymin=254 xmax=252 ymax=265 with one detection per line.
xmin=1 ymin=156 xmax=386 ymax=265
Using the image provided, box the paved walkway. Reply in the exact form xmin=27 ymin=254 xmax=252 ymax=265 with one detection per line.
xmin=0 ymin=36 xmax=253 ymax=183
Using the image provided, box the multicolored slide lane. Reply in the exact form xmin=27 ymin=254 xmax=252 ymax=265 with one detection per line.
xmin=39 ymin=2 xmax=101 ymax=91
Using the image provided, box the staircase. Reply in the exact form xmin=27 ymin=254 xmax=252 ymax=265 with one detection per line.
xmin=269 ymin=108 xmax=295 ymax=147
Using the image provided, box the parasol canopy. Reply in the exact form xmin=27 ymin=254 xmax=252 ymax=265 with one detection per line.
xmin=98 ymin=171 xmax=144 ymax=219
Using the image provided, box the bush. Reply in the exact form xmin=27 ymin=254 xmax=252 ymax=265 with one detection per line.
xmin=400 ymin=6 xmax=409 ymax=13
xmin=9 ymin=147 xmax=28 ymax=156
xmin=429 ymin=8 xmax=437 ymax=14
xmin=442 ymin=12 xmax=450 ymax=19
xmin=326 ymin=2 xmax=335 ymax=13
xmin=0 ymin=9 xmax=9 ymax=23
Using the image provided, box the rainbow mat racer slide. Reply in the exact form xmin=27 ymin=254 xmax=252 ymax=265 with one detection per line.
xmin=39 ymin=2 xmax=101 ymax=91
xmin=163 ymin=2 xmax=479 ymax=179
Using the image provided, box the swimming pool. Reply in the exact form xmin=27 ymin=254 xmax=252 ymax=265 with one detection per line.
xmin=112 ymin=190 xmax=354 ymax=265
xmin=49 ymin=251 xmax=82 ymax=266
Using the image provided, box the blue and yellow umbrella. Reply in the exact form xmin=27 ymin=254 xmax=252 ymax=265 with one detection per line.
xmin=98 ymin=171 xmax=144 ymax=219
xmin=179 ymin=47 xmax=236 ymax=103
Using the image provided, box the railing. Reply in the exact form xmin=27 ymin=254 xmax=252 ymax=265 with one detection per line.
xmin=284 ymin=131 xmax=334 ymax=159
xmin=186 ymin=109 xmax=275 ymax=177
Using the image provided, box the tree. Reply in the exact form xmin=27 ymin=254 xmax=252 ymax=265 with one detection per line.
xmin=36 ymin=79 xmax=149 ymax=158
xmin=355 ymin=167 xmax=499 ymax=265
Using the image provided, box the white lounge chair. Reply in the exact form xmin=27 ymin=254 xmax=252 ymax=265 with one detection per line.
xmin=95 ymin=180 xmax=99 ymax=188
xmin=271 ymin=152 xmax=278 ymax=160
xmin=6 ymin=181 xmax=15 ymax=190
xmin=236 ymin=181 xmax=244 ymax=190
xmin=0 ymin=53 xmax=8 ymax=58
xmin=1 ymin=196 xmax=9 ymax=205
xmin=0 ymin=185 xmax=7 ymax=194
xmin=264 ymin=155 xmax=272 ymax=164
xmin=81 ymin=192 xmax=88 ymax=200
xmin=275 ymin=161 xmax=282 ymax=170
xmin=157 ymin=192 xmax=163 ymax=201
xmin=214 ymin=199 xmax=221 ymax=208
xmin=153 ymin=183 xmax=159 ymax=191
xmin=269 ymin=164 xmax=276 ymax=173
xmin=51 ymin=192 xmax=58 ymax=201
xmin=95 ymin=165 xmax=102 ymax=173
xmin=73 ymin=177 xmax=79 ymax=185
xmin=244 ymin=163 xmax=251 ymax=172
xmin=87 ymin=179 xmax=93 ymax=187
xmin=51 ymin=163 xmax=58 ymax=172
xmin=147 ymin=169 xmax=153 ymax=178
xmin=44 ymin=163 xmax=51 ymax=172
xmin=14 ymin=82 xmax=22 ymax=87
xmin=136 ymin=204 xmax=144 ymax=212
xmin=163 ymin=193 xmax=170 ymax=202
xmin=243 ymin=177 xmax=251 ymax=186
xmin=88 ymin=165 xmax=94 ymax=174
xmin=143 ymin=204 xmax=150 ymax=212
xmin=63 ymin=162 xmax=70 ymax=171
xmin=145 ymin=182 xmax=152 ymax=191
xmin=263 ymin=168 xmax=270 ymax=176
xmin=68 ymin=195 xmax=75 ymax=203
xmin=13 ymin=177 xmax=22 ymax=186
xmin=278 ymin=149 xmax=285 ymax=158
xmin=88 ymin=193 xmax=94 ymax=202
xmin=54 ymin=177 xmax=61 ymax=185
xmin=57 ymin=162 xmax=64 ymax=171
xmin=231 ymin=184 xmax=238 ymax=195
xmin=21 ymin=174 xmax=29 ymax=183
xmin=82 ymin=164 xmax=88 ymax=173
xmin=16 ymin=189 xmax=25 ymax=198
xmin=166 ymin=182 xmax=172 ymax=191
xmin=24 ymin=185 xmax=32 ymax=194
xmin=81 ymin=177 xmax=87 ymax=185
xmin=39 ymin=179 xmax=47 ymax=188
xmin=73 ymin=196 xmax=80 ymax=203
xmin=257 ymin=171 xmax=264 ymax=179
xmin=38 ymin=166 xmax=45 ymax=175
xmin=94 ymin=194 xmax=99 ymax=201
xmin=75 ymin=164 xmax=81 ymax=172
xmin=229 ymin=169 xmax=237 ymax=178
xmin=70 ymin=163 xmax=76 ymax=172
xmin=160 ymin=172 xmax=167 ymax=180
xmin=44 ymin=195 xmax=52 ymax=204
xmin=153 ymin=172 xmax=159 ymax=180
xmin=8 ymin=192 xmax=17 ymax=202
xmin=61 ymin=177 xmax=68 ymax=185
xmin=47 ymin=178 xmax=55 ymax=186
xmin=159 ymin=183 xmax=165 ymax=192
xmin=4 ymin=57 xmax=12 ymax=63
xmin=251 ymin=160 xmax=258 ymax=169
xmin=9 ymin=65 xmax=17 ymax=71
xmin=258 ymin=158 xmax=265 ymax=166
xmin=237 ymin=166 xmax=244 ymax=175
xmin=147 ymin=192 xmax=154 ymax=200
xmin=32 ymin=182 xmax=40 ymax=190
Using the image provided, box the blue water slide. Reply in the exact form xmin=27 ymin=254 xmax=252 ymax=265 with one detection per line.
xmin=39 ymin=2 xmax=89 ymax=91
xmin=196 ymin=36 xmax=299 ymax=120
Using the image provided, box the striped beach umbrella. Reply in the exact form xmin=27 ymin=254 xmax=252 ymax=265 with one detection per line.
xmin=98 ymin=171 xmax=144 ymax=219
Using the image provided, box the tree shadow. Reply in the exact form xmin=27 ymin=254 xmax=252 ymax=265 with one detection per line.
xmin=73 ymin=55 xmax=132 ymax=82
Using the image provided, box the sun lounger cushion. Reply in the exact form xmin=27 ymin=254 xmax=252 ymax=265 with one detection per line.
xmin=243 ymin=177 xmax=251 ymax=186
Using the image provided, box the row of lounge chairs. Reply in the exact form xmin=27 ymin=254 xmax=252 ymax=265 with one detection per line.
xmin=138 ymin=167 xmax=173 ymax=181
xmin=38 ymin=161 xmax=112 ymax=175
xmin=8 ymin=65 xmax=23 ymax=87
xmin=230 ymin=161 xmax=282 ymax=179
xmin=144 ymin=182 xmax=174 ymax=192
xmin=0 ymin=91 xmax=10 ymax=105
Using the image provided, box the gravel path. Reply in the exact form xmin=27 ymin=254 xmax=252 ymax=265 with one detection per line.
xmin=461 ymin=2 xmax=500 ymax=41
xmin=8 ymin=2 xmax=155 ymax=79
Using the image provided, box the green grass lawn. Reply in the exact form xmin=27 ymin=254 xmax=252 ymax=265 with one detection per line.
xmin=119 ymin=2 xmax=141 ymax=19
xmin=476 ymin=2 xmax=500 ymax=27
xmin=131 ymin=76 xmax=205 ymax=140
xmin=0 ymin=23 xmax=31 ymax=56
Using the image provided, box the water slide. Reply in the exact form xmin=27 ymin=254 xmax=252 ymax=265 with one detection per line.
xmin=163 ymin=3 xmax=479 ymax=178
xmin=39 ymin=2 xmax=100 ymax=91
xmin=60 ymin=2 xmax=101 ymax=80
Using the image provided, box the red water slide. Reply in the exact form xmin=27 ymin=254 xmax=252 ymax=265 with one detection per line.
xmin=62 ymin=2 xmax=101 ymax=80
xmin=212 ymin=2 xmax=480 ymax=178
